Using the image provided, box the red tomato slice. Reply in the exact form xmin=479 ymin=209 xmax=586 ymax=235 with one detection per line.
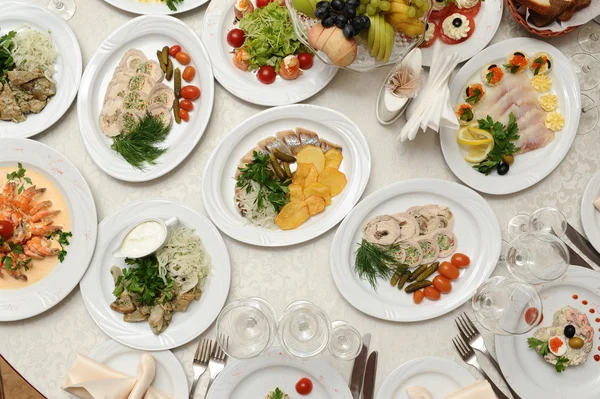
xmin=451 ymin=1 xmax=481 ymax=17
xmin=430 ymin=3 xmax=452 ymax=20
xmin=440 ymin=14 xmax=475 ymax=45
xmin=420 ymin=22 xmax=440 ymax=48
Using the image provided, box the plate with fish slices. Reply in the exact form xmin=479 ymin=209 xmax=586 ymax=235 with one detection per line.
xmin=202 ymin=104 xmax=371 ymax=247
xmin=439 ymin=37 xmax=580 ymax=195
xmin=496 ymin=266 xmax=600 ymax=399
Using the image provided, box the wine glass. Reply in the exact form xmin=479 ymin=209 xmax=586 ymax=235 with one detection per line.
xmin=47 ymin=0 xmax=76 ymax=20
xmin=507 ymin=213 xmax=531 ymax=239
xmin=216 ymin=297 xmax=277 ymax=359
xmin=278 ymin=300 xmax=331 ymax=358
xmin=579 ymin=93 xmax=599 ymax=135
xmin=329 ymin=321 xmax=362 ymax=360
xmin=506 ymin=232 xmax=569 ymax=285
xmin=569 ymin=53 xmax=600 ymax=91
xmin=507 ymin=208 xmax=566 ymax=239
xmin=472 ymin=276 xmax=543 ymax=335
xmin=579 ymin=23 xmax=600 ymax=54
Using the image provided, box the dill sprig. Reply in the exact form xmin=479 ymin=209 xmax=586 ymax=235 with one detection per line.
xmin=354 ymin=239 xmax=407 ymax=291
xmin=111 ymin=115 xmax=171 ymax=170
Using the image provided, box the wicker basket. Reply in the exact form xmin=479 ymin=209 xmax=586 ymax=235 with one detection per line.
xmin=507 ymin=0 xmax=578 ymax=37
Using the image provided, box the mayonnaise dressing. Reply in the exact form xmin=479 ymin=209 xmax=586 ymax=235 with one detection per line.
xmin=119 ymin=220 xmax=165 ymax=257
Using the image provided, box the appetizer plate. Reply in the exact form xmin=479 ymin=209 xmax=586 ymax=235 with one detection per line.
xmin=440 ymin=38 xmax=580 ymax=195
xmin=496 ymin=266 xmax=600 ymax=399
xmin=421 ymin=0 xmax=503 ymax=67
xmin=376 ymin=357 xmax=476 ymax=399
xmin=85 ymin=340 xmax=188 ymax=399
xmin=100 ymin=0 xmax=209 ymax=15
xmin=1 ymin=2 xmax=82 ymax=139
xmin=78 ymin=15 xmax=215 ymax=182
xmin=581 ymin=170 xmax=600 ymax=254
xmin=207 ymin=346 xmax=352 ymax=398
xmin=330 ymin=178 xmax=500 ymax=322
xmin=80 ymin=199 xmax=230 ymax=351
xmin=202 ymin=104 xmax=371 ymax=247
xmin=0 ymin=139 xmax=97 ymax=321
xmin=202 ymin=0 xmax=338 ymax=106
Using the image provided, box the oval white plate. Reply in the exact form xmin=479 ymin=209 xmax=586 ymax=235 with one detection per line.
xmin=202 ymin=0 xmax=337 ymax=106
xmin=440 ymin=38 xmax=580 ymax=195
xmin=330 ymin=178 xmax=500 ymax=322
xmin=80 ymin=199 xmax=231 ymax=351
xmin=377 ymin=357 xmax=476 ymax=399
xmin=207 ymin=346 xmax=352 ymax=399
xmin=581 ymin=170 xmax=600 ymax=254
xmin=82 ymin=340 xmax=188 ymax=399
xmin=0 ymin=139 xmax=97 ymax=321
xmin=421 ymin=0 xmax=503 ymax=67
xmin=0 ymin=2 xmax=82 ymax=139
xmin=202 ymin=104 xmax=371 ymax=247
xmin=496 ymin=266 xmax=600 ymax=399
xmin=101 ymin=0 xmax=208 ymax=15
xmin=78 ymin=15 xmax=215 ymax=182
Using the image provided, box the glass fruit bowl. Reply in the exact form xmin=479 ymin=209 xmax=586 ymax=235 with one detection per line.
xmin=285 ymin=0 xmax=432 ymax=72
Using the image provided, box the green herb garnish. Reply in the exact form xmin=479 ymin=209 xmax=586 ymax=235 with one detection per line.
xmin=503 ymin=62 xmax=520 ymax=74
xmin=485 ymin=71 xmax=493 ymax=84
xmin=555 ymin=356 xmax=569 ymax=373
xmin=354 ymin=239 xmax=408 ymax=291
xmin=459 ymin=107 xmax=473 ymax=122
xmin=111 ymin=115 xmax=171 ymax=170
xmin=528 ymin=337 xmax=570 ymax=373
xmin=164 ymin=0 xmax=183 ymax=11
xmin=268 ymin=388 xmax=286 ymax=399
xmin=533 ymin=57 xmax=543 ymax=76
xmin=113 ymin=255 xmax=174 ymax=306
xmin=6 ymin=163 xmax=32 ymax=194
xmin=472 ymin=113 xmax=520 ymax=175
xmin=0 ymin=31 xmax=15 ymax=82
xmin=45 ymin=230 xmax=72 ymax=262
xmin=465 ymin=88 xmax=482 ymax=105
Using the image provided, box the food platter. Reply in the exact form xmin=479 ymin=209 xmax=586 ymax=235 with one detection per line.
xmin=100 ymin=0 xmax=209 ymax=15
xmin=496 ymin=266 xmax=600 ymax=399
xmin=77 ymin=15 xmax=214 ymax=182
xmin=439 ymin=37 xmax=580 ymax=195
xmin=202 ymin=0 xmax=337 ymax=106
xmin=0 ymin=139 xmax=97 ymax=321
xmin=80 ymin=199 xmax=230 ymax=351
xmin=207 ymin=346 xmax=352 ymax=398
xmin=581 ymin=170 xmax=600 ymax=254
xmin=376 ymin=357 xmax=476 ymax=398
xmin=202 ymin=104 xmax=371 ymax=247
xmin=330 ymin=178 xmax=500 ymax=322
xmin=0 ymin=2 xmax=82 ymax=139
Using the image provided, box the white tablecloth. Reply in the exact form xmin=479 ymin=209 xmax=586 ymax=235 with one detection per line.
xmin=1 ymin=1 xmax=599 ymax=398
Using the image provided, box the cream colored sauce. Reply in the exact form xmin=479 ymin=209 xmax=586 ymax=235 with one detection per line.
xmin=0 ymin=166 xmax=70 ymax=290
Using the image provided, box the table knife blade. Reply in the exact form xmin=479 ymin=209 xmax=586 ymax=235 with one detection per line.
xmin=362 ymin=351 xmax=378 ymax=399
xmin=565 ymin=224 xmax=600 ymax=267
xmin=565 ymin=242 xmax=594 ymax=270
xmin=349 ymin=334 xmax=371 ymax=399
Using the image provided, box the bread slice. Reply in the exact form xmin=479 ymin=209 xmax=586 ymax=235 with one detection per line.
xmin=528 ymin=10 xmax=558 ymax=26
xmin=558 ymin=0 xmax=591 ymax=21
xmin=520 ymin=0 xmax=572 ymax=17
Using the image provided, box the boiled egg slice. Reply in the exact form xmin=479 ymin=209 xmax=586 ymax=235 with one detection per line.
xmin=549 ymin=336 xmax=567 ymax=356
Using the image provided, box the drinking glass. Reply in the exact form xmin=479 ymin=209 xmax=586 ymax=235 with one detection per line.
xmin=216 ymin=297 xmax=277 ymax=359
xmin=278 ymin=300 xmax=331 ymax=358
xmin=506 ymin=232 xmax=569 ymax=285
xmin=329 ymin=321 xmax=361 ymax=360
xmin=569 ymin=53 xmax=600 ymax=91
xmin=578 ymin=25 xmax=600 ymax=54
xmin=472 ymin=276 xmax=543 ymax=335
xmin=507 ymin=207 xmax=566 ymax=239
xmin=579 ymin=93 xmax=599 ymax=135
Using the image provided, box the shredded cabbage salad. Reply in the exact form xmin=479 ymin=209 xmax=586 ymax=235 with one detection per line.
xmin=236 ymin=180 xmax=278 ymax=229
xmin=157 ymin=227 xmax=211 ymax=294
xmin=11 ymin=26 xmax=58 ymax=80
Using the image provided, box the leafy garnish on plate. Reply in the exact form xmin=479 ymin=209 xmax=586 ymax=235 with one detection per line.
xmin=533 ymin=57 xmax=543 ymax=76
xmin=460 ymin=107 xmax=473 ymax=122
xmin=527 ymin=337 xmax=570 ymax=373
xmin=164 ymin=0 xmax=183 ymax=11
xmin=6 ymin=163 xmax=32 ymax=194
xmin=45 ymin=230 xmax=72 ymax=262
xmin=113 ymin=255 xmax=174 ymax=306
xmin=0 ymin=31 xmax=16 ymax=82
xmin=465 ymin=87 xmax=483 ymax=105
xmin=354 ymin=239 xmax=408 ymax=291
xmin=267 ymin=388 xmax=287 ymax=399
xmin=503 ymin=63 xmax=520 ymax=74
xmin=472 ymin=113 xmax=520 ymax=175
xmin=111 ymin=115 xmax=171 ymax=170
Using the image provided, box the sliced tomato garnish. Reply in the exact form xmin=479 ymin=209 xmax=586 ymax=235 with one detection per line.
xmin=430 ymin=5 xmax=452 ymax=20
xmin=420 ymin=23 xmax=440 ymax=48
xmin=440 ymin=14 xmax=475 ymax=45
xmin=449 ymin=1 xmax=481 ymax=17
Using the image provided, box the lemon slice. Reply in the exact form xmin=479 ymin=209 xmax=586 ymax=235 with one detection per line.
xmin=457 ymin=126 xmax=493 ymax=146
xmin=464 ymin=141 xmax=494 ymax=163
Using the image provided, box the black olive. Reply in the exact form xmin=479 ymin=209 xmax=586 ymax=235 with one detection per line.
xmin=564 ymin=324 xmax=576 ymax=339
xmin=426 ymin=23 xmax=429 ymax=31
xmin=488 ymin=63 xmax=498 ymax=71
xmin=465 ymin=86 xmax=470 ymax=96
xmin=547 ymin=59 xmax=552 ymax=69
xmin=452 ymin=18 xmax=462 ymax=28
xmin=514 ymin=52 xmax=525 ymax=57
xmin=497 ymin=162 xmax=509 ymax=176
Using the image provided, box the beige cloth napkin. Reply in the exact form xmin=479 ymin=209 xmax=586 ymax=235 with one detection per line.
xmin=62 ymin=353 xmax=175 ymax=399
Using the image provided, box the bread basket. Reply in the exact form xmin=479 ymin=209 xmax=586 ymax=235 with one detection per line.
xmin=507 ymin=0 xmax=578 ymax=37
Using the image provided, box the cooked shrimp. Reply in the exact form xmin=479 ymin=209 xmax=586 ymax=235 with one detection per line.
xmin=233 ymin=49 xmax=250 ymax=71
xmin=31 ymin=224 xmax=61 ymax=236
xmin=29 ymin=200 xmax=52 ymax=216
xmin=30 ymin=209 xmax=60 ymax=223
xmin=14 ymin=186 xmax=46 ymax=212
xmin=25 ymin=237 xmax=58 ymax=257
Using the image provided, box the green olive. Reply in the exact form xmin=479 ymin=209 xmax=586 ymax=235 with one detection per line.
xmin=568 ymin=336 xmax=584 ymax=349
xmin=502 ymin=154 xmax=514 ymax=165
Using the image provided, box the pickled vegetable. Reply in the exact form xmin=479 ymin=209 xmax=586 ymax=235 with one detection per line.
xmin=272 ymin=148 xmax=296 ymax=163
xmin=269 ymin=154 xmax=287 ymax=181
xmin=174 ymin=68 xmax=181 ymax=98
xmin=416 ymin=262 xmax=439 ymax=282
xmin=397 ymin=273 xmax=410 ymax=290
xmin=405 ymin=280 xmax=432 ymax=293
xmin=407 ymin=265 xmax=427 ymax=282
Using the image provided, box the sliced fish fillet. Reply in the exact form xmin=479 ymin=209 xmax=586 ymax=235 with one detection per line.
xmin=296 ymin=127 xmax=320 ymax=147
xmin=320 ymin=138 xmax=342 ymax=152
xmin=276 ymin=130 xmax=303 ymax=155
xmin=257 ymin=136 xmax=293 ymax=156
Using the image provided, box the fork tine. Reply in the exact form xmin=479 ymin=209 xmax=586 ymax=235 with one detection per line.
xmin=454 ymin=318 xmax=466 ymax=337
xmin=460 ymin=313 xmax=475 ymax=336
xmin=457 ymin=334 xmax=472 ymax=355
xmin=205 ymin=339 xmax=214 ymax=363
xmin=457 ymin=315 xmax=471 ymax=339
xmin=463 ymin=312 xmax=479 ymax=334
xmin=194 ymin=339 xmax=203 ymax=361
xmin=452 ymin=338 xmax=464 ymax=358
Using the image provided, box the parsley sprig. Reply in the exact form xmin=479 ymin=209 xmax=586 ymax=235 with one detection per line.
xmin=113 ymin=255 xmax=174 ymax=306
xmin=528 ymin=337 xmax=570 ymax=372
xmin=533 ymin=57 xmax=544 ymax=76
xmin=164 ymin=0 xmax=183 ymax=11
xmin=473 ymin=113 xmax=520 ymax=175
xmin=45 ymin=230 xmax=72 ymax=262
xmin=465 ymin=87 xmax=483 ymax=105
xmin=6 ymin=163 xmax=32 ymax=194
xmin=268 ymin=388 xmax=286 ymax=399
xmin=503 ymin=62 xmax=520 ymax=74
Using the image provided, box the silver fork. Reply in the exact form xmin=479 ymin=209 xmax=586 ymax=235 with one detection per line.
xmin=455 ymin=313 xmax=521 ymax=399
xmin=205 ymin=334 xmax=229 ymax=396
xmin=189 ymin=338 xmax=212 ymax=399
xmin=453 ymin=335 xmax=509 ymax=399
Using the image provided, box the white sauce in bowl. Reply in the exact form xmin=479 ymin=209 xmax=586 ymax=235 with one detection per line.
xmin=120 ymin=220 xmax=164 ymax=257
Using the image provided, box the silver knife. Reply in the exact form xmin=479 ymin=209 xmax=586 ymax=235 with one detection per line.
xmin=565 ymin=223 xmax=600 ymax=267
xmin=362 ymin=351 xmax=378 ymax=399
xmin=349 ymin=334 xmax=371 ymax=399
xmin=565 ymin=241 xmax=594 ymax=270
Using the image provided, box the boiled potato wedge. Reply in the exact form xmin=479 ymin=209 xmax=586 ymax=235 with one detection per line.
xmin=304 ymin=182 xmax=331 ymax=205
xmin=304 ymin=165 xmax=319 ymax=187
xmin=288 ymin=184 xmax=304 ymax=202
xmin=305 ymin=195 xmax=326 ymax=216
xmin=296 ymin=146 xmax=326 ymax=173
xmin=318 ymin=167 xmax=347 ymax=197
xmin=292 ymin=163 xmax=315 ymax=186
xmin=324 ymin=149 xmax=343 ymax=169
xmin=275 ymin=201 xmax=310 ymax=230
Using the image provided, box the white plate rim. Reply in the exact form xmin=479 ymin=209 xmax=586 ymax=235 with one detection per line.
xmin=581 ymin=170 xmax=600 ymax=254
xmin=100 ymin=0 xmax=209 ymax=15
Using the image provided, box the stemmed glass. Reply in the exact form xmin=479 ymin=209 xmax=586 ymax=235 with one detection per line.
xmin=329 ymin=320 xmax=362 ymax=360
xmin=47 ymin=0 xmax=76 ymax=20
xmin=278 ymin=300 xmax=331 ymax=358
xmin=568 ymin=53 xmax=600 ymax=91
xmin=579 ymin=23 xmax=600 ymax=54
xmin=579 ymin=93 xmax=599 ymax=135
xmin=507 ymin=207 xmax=567 ymax=239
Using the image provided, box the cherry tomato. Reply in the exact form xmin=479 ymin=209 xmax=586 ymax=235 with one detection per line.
xmin=297 ymin=52 xmax=313 ymax=70
xmin=181 ymin=85 xmax=201 ymax=100
xmin=413 ymin=290 xmax=425 ymax=304
xmin=0 ymin=220 xmax=14 ymax=240
xmin=420 ymin=22 xmax=440 ymax=48
xmin=168 ymin=45 xmax=181 ymax=57
xmin=295 ymin=378 xmax=313 ymax=395
xmin=433 ymin=275 xmax=452 ymax=294
xmin=525 ymin=307 xmax=541 ymax=325
xmin=423 ymin=286 xmax=441 ymax=301
xmin=451 ymin=253 xmax=470 ymax=268
xmin=182 ymin=66 xmax=196 ymax=82
xmin=175 ymin=51 xmax=191 ymax=65
xmin=440 ymin=15 xmax=475 ymax=45
xmin=178 ymin=109 xmax=189 ymax=122
xmin=257 ymin=65 xmax=276 ymax=84
xmin=438 ymin=261 xmax=460 ymax=280
xmin=227 ymin=28 xmax=246 ymax=48
xmin=256 ymin=0 xmax=274 ymax=7
xmin=179 ymin=99 xmax=194 ymax=112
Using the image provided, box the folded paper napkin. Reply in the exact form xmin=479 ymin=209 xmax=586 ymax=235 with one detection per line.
xmin=522 ymin=2 xmax=600 ymax=32
xmin=62 ymin=353 xmax=175 ymax=399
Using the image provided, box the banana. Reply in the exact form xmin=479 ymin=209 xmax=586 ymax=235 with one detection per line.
xmin=389 ymin=2 xmax=410 ymax=13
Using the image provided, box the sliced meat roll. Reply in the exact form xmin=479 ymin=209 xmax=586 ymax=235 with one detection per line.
xmin=429 ymin=228 xmax=457 ymax=257
xmin=363 ymin=215 xmax=402 ymax=246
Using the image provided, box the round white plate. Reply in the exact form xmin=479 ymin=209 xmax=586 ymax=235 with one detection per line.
xmin=83 ymin=340 xmax=188 ymax=399
xmin=581 ymin=170 xmax=600 ymax=254
xmin=421 ymin=0 xmax=503 ymax=67
xmin=0 ymin=139 xmax=97 ymax=321
xmin=330 ymin=178 xmax=500 ymax=322
xmin=78 ymin=15 xmax=215 ymax=182
xmin=101 ymin=0 xmax=209 ymax=15
xmin=207 ymin=347 xmax=352 ymax=399
xmin=496 ymin=266 xmax=600 ymax=399
xmin=377 ymin=357 xmax=476 ymax=399
xmin=80 ymin=199 xmax=230 ymax=351
xmin=0 ymin=2 xmax=82 ymax=139
xmin=202 ymin=0 xmax=337 ymax=106
xmin=440 ymin=38 xmax=581 ymax=195
xmin=202 ymin=104 xmax=371 ymax=247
